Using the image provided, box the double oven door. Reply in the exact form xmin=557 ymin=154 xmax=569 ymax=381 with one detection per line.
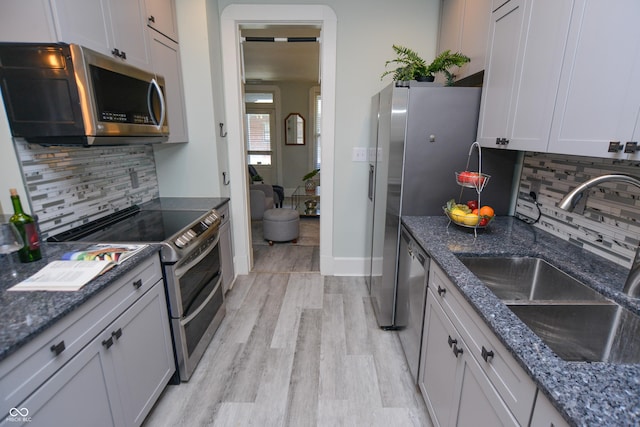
xmin=164 ymin=230 xmax=225 ymax=381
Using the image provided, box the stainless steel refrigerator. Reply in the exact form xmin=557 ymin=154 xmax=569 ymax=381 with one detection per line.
xmin=366 ymin=82 xmax=516 ymax=329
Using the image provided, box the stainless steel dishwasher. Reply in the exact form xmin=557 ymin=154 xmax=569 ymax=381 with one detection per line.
xmin=396 ymin=225 xmax=429 ymax=382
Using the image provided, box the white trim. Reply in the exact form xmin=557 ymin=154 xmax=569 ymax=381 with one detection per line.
xmin=331 ymin=257 xmax=370 ymax=276
xmin=221 ymin=4 xmax=337 ymax=275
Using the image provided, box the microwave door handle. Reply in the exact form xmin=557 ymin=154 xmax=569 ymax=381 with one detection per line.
xmin=148 ymin=78 xmax=166 ymax=131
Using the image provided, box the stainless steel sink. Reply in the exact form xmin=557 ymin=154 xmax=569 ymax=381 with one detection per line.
xmin=458 ymin=256 xmax=640 ymax=363
xmin=509 ymin=304 xmax=640 ymax=363
xmin=458 ymin=256 xmax=608 ymax=302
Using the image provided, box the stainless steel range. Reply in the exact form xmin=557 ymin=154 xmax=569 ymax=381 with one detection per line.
xmin=48 ymin=203 xmax=225 ymax=381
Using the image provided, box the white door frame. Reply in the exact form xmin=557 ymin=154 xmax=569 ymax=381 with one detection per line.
xmin=220 ymin=4 xmax=337 ymax=275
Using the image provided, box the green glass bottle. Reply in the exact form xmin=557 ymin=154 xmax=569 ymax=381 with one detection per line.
xmin=9 ymin=188 xmax=42 ymax=262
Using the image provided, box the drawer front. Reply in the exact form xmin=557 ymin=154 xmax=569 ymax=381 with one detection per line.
xmin=429 ymin=263 xmax=536 ymax=425
xmin=0 ymin=255 xmax=162 ymax=417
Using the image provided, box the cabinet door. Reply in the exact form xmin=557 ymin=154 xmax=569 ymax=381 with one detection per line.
xmin=108 ymin=282 xmax=174 ymax=427
xmin=418 ymin=290 xmax=460 ymax=426
xmin=14 ymin=338 xmax=121 ymax=427
xmin=52 ymin=0 xmax=150 ymax=69
xmin=108 ymin=0 xmax=151 ymax=69
xmin=149 ymin=31 xmax=188 ymax=143
xmin=144 ymin=0 xmax=178 ymax=41
xmin=438 ymin=0 xmax=492 ymax=83
xmin=0 ymin=0 xmax=57 ymax=42
xmin=219 ymin=209 xmax=234 ymax=294
xmin=477 ymin=0 xmax=525 ymax=148
xmin=530 ymin=391 xmax=570 ymax=427
xmin=52 ymin=0 xmax=112 ymax=54
xmin=454 ymin=345 xmax=518 ymax=426
xmin=478 ymin=0 xmax=573 ymax=152
xmin=548 ymin=0 xmax=640 ymax=158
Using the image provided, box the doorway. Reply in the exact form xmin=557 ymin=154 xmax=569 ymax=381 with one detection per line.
xmin=220 ymin=5 xmax=337 ymax=276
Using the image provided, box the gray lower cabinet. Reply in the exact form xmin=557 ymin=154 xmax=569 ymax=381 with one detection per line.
xmin=419 ymin=263 xmax=537 ymax=426
xmin=218 ymin=202 xmax=234 ymax=294
xmin=0 ymin=256 xmax=174 ymax=427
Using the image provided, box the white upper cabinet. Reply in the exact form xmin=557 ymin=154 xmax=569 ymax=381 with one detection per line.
xmin=437 ymin=0 xmax=492 ymax=83
xmin=0 ymin=0 xmax=58 ymax=42
xmin=149 ymin=31 xmax=188 ymax=143
xmin=477 ymin=0 xmax=574 ymax=152
xmin=548 ymin=0 xmax=640 ymax=159
xmin=145 ymin=0 xmax=179 ymax=42
xmin=51 ymin=0 xmax=151 ymax=70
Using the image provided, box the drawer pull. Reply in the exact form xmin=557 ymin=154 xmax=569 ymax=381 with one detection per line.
xmin=452 ymin=344 xmax=463 ymax=358
xmin=447 ymin=335 xmax=457 ymax=348
xmin=437 ymin=286 xmax=446 ymax=296
xmin=112 ymin=328 xmax=123 ymax=340
xmin=482 ymin=346 xmax=495 ymax=362
xmin=133 ymin=279 xmax=143 ymax=289
xmin=102 ymin=337 xmax=114 ymax=349
xmin=50 ymin=341 xmax=65 ymax=356
xmin=148 ymin=15 xmax=156 ymax=23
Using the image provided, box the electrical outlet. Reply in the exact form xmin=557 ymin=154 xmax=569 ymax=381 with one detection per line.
xmin=352 ymin=147 xmax=367 ymax=162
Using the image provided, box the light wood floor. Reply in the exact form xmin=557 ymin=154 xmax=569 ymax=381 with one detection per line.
xmin=143 ymin=244 xmax=432 ymax=426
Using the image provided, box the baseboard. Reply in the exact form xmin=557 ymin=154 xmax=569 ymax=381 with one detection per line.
xmin=331 ymin=257 xmax=370 ymax=276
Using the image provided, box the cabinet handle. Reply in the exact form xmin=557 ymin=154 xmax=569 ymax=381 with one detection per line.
xmin=112 ymin=328 xmax=123 ymax=340
xmin=496 ymin=137 xmax=509 ymax=146
xmin=102 ymin=336 xmax=114 ymax=349
xmin=133 ymin=279 xmax=142 ymax=289
xmin=447 ymin=335 xmax=457 ymax=348
xmin=110 ymin=48 xmax=127 ymax=60
xmin=624 ymin=141 xmax=638 ymax=153
xmin=452 ymin=344 xmax=463 ymax=358
xmin=437 ymin=286 xmax=446 ymax=296
xmin=148 ymin=15 xmax=156 ymax=23
xmin=50 ymin=340 xmax=66 ymax=356
xmin=481 ymin=346 xmax=495 ymax=362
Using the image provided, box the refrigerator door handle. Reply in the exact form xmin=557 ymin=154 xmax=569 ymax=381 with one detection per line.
xmin=368 ymin=164 xmax=375 ymax=201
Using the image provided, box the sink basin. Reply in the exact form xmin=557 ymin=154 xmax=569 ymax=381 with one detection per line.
xmin=458 ymin=256 xmax=608 ymax=302
xmin=509 ymin=304 xmax=640 ymax=363
xmin=458 ymin=256 xmax=640 ymax=363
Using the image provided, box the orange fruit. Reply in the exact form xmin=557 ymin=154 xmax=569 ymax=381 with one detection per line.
xmin=479 ymin=206 xmax=494 ymax=217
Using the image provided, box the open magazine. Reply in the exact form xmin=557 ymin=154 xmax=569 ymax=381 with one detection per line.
xmin=9 ymin=244 xmax=148 ymax=292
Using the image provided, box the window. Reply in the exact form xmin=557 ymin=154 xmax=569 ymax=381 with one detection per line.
xmin=246 ymin=113 xmax=273 ymax=165
xmin=245 ymin=92 xmax=275 ymax=166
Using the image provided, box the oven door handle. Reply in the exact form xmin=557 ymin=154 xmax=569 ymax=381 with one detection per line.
xmin=182 ymin=275 xmax=222 ymax=324
xmin=174 ymin=233 xmax=219 ymax=280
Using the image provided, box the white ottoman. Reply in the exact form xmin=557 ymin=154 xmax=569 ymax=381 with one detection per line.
xmin=263 ymin=208 xmax=300 ymax=245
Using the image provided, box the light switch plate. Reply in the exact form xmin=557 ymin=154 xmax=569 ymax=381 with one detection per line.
xmin=352 ymin=147 xmax=367 ymax=162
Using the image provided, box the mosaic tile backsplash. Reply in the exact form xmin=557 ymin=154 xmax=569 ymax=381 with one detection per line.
xmin=14 ymin=140 xmax=159 ymax=239
xmin=515 ymin=152 xmax=640 ymax=268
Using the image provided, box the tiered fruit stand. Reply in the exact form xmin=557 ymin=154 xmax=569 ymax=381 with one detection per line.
xmin=443 ymin=142 xmax=493 ymax=238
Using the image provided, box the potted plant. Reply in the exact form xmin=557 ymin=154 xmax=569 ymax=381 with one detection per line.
xmin=303 ymin=168 xmax=320 ymax=194
xmin=381 ymin=45 xmax=431 ymax=83
xmin=381 ymin=46 xmax=470 ymax=86
xmin=426 ymin=50 xmax=471 ymax=86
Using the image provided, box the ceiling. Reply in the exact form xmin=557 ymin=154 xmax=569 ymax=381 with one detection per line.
xmin=240 ymin=25 xmax=321 ymax=83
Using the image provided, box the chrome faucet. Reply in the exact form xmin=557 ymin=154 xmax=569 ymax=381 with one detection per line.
xmin=558 ymin=174 xmax=640 ymax=298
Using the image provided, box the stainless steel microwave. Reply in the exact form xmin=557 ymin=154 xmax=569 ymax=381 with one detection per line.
xmin=0 ymin=43 xmax=168 ymax=146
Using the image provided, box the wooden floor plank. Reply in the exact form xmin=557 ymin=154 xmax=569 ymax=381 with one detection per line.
xmin=144 ymin=243 xmax=432 ymax=427
xmin=284 ymin=308 xmax=322 ymax=427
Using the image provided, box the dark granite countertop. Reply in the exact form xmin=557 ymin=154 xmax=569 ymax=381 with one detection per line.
xmin=0 ymin=197 xmax=227 ymax=363
xmin=402 ymin=216 xmax=640 ymax=426
xmin=0 ymin=242 xmax=161 ymax=362
xmin=139 ymin=196 xmax=229 ymax=211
